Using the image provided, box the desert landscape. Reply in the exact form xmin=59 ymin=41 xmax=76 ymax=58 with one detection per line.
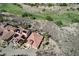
xmin=0 ymin=3 xmax=79 ymax=56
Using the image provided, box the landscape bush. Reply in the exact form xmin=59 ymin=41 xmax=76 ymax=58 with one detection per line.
xmin=22 ymin=12 xmax=32 ymax=17
xmin=0 ymin=9 xmax=7 ymax=12
xmin=77 ymin=7 xmax=79 ymax=11
xmin=13 ymin=3 xmax=23 ymax=8
xmin=46 ymin=16 xmax=53 ymax=21
xmin=59 ymin=3 xmax=67 ymax=6
xmin=31 ymin=16 xmax=36 ymax=19
xmin=48 ymin=3 xmax=53 ymax=7
xmin=72 ymin=19 xmax=79 ymax=23
xmin=55 ymin=20 xmax=63 ymax=27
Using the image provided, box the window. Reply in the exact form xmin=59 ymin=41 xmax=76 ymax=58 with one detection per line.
xmin=23 ymin=30 xmax=27 ymax=33
xmin=14 ymin=34 xmax=19 ymax=37
xmin=21 ymin=35 xmax=26 ymax=39
xmin=14 ymin=29 xmax=20 ymax=33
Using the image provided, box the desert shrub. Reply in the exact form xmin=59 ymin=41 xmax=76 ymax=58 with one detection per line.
xmin=67 ymin=13 xmax=79 ymax=23
xmin=42 ymin=9 xmax=46 ymax=12
xmin=43 ymin=33 xmax=49 ymax=41
xmin=0 ymin=16 xmax=4 ymax=22
xmin=55 ymin=20 xmax=63 ymax=27
xmin=72 ymin=19 xmax=79 ymax=23
xmin=59 ymin=3 xmax=67 ymax=6
xmin=70 ymin=7 xmax=75 ymax=11
xmin=67 ymin=9 xmax=70 ymax=11
xmin=28 ymin=3 xmax=36 ymax=7
xmin=22 ymin=12 xmax=32 ymax=17
xmin=46 ymin=16 xmax=53 ymax=21
xmin=31 ymin=16 xmax=36 ymax=19
xmin=22 ymin=12 xmax=28 ymax=17
xmin=0 ymin=9 xmax=7 ymax=12
xmin=48 ymin=3 xmax=52 ymax=7
xmin=0 ymin=19 xmax=4 ymax=22
xmin=13 ymin=3 xmax=22 ymax=8
xmin=77 ymin=7 xmax=79 ymax=11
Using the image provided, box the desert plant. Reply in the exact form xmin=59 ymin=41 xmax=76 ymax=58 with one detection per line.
xmin=42 ymin=9 xmax=46 ymax=12
xmin=46 ymin=16 xmax=53 ymax=21
xmin=13 ymin=3 xmax=23 ymax=8
xmin=22 ymin=12 xmax=28 ymax=17
xmin=48 ymin=3 xmax=52 ymax=7
xmin=72 ymin=19 xmax=79 ymax=23
xmin=31 ymin=16 xmax=36 ymax=19
xmin=59 ymin=3 xmax=67 ymax=6
xmin=77 ymin=7 xmax=79 ymax=11
xmin=70 ymin=7 xmax=75 ymax=11
xmin=55 ymin=20 xmax=63 ymax=27
xmin=0 ymin=9 xmax=7 ymax=12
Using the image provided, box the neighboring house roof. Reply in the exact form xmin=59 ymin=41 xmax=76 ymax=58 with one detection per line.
xmin=26 ymin=32 xmax=43 ymax=49
xmin=1 ymin=30 xmax=14 ymax=41
xmin=0 ymin=24 xmax=14 ymax=40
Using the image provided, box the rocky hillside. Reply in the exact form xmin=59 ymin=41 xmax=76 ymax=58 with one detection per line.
xmin=0 ymin=3 xmax=79 ymax=56
xmin=35 ymin=20 xmax=79 ymax=56
xmin=0 ymin=14 xmax=79 ymax=56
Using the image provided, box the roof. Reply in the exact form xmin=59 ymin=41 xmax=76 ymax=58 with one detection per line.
xmin=27 ymin=32 xmax=43 ymax=49
xmin=0 ymin=26 xmax=4 ymax=33
xmin=1 ymin=30 xmax=14 ymax=40
xmin=0 ymin=23 xmax=44 ymax=49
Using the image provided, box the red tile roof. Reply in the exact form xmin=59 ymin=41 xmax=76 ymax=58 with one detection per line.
xmin=27 ymin=32 xmax=43 ymax=49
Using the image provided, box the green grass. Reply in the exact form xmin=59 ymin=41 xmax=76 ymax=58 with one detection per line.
xmin=27 ymin=12 xmax=79 ymax=26
xmin=0 ymin=4 xmax=79 ymax=27
xmin=21 ymin=11 xmax=79 ymax=26
xmin=0 ymin=4 xmax=23 ymax=16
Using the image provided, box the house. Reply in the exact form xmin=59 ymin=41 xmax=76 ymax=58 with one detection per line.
xmin=0 ymin=23 xmax=44 ymax=49
xmin=0 ymin=29 xmax=14 ymax=41
xmin=0 ymin=24 xmax=15 ymax=41
xmin=12 ymin=28 xmax=31 ymax=45
xmin=23 ymin=32 xmax=43 ymax=49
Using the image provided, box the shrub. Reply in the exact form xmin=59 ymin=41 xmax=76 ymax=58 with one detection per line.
xmin=55 ymin=20 xmax=63 ymax=27
xmin=31 ymin=16 xmax=36 ymax=19
xmin=13 ymin=3 xmax=23 ymax=8
xmin=70 ymin=7 xmax=75 ymax=11
xmin=48 ymin=3 xmax=52 ymax=7
xmin=22 ymin=12 xmax=32 ymax=17
xmin=42 ymin=9 xmax=46 ymax=12
xmin=22 ymin=13 xmax=28 ymax=17
xmin=77 ymin=7 xmax=79 ymax=11
xmin=0 ymin=9 xmax=7 ymax=12
xmin=72 ymin=19 xmax=79 ymax=23
xmin=66 ymin=9 xmax=69 ymax=11
xmin=59 ymin=3 xmax=67 ymax=6
xmin=28 ymin=3 xmax=36 ymax=7
xmin=46 ymin=16 xmax=53 ymax=21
